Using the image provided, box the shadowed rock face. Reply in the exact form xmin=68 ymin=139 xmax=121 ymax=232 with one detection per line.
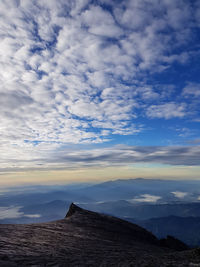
xmin=0 ymin=203 xmax=199 ymax=266
xmin=65 ymin=202 xmax=83 ymax=217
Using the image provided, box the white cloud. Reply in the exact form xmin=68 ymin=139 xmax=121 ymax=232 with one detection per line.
xmin=24 ymin=214 xmax=41 ymax=218
xmin=0 ymin=206 xmax=23 ymax=219
xmin=182 ymin=83 xmax=200 ymax=98
xmin=0 ymin=206 xmax=40 ymax=219
xmin=82 ymin=5 xmax=122 ymax=37
xmin=131 ymin=194 xmax=161 ymax=203
xmin=147 ymin=103 xmax=186 ymax=119
xmin=171 ymin=191 xmax=188 ymax=199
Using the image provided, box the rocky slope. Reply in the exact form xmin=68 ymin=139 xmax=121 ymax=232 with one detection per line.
xmin=0 ymin=203 xmax=200 ymax=266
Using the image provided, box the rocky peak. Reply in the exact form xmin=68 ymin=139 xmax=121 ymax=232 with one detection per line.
xmin=65 ymin=203 xmax=83 ymax=218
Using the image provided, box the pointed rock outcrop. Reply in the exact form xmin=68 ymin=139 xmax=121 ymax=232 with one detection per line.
xmin=65 ymin=203 xmax=83 ymax=218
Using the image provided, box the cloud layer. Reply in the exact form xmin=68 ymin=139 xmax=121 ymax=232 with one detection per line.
xmin=0 ymin=206 xmax=40 ymax=219
xmin=0 ymin=0 xmax=200 ymax=173
xmin=0 ymin=145 xmax=200 ymax=173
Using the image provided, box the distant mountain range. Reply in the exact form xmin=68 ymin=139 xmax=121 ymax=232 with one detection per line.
xmin=1 ymin=203 xmax=199 ymax=267
xmin=75 ymin=178 xmax=200 ymax=202
xmin=79 ymin=201 xmax=200 ymax=220
xmin=127 ymin=216 xmax=200 ymax=248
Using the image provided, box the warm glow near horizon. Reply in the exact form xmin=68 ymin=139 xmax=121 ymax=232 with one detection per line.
xmin=1 ymin=164 xmax=200 ymax=188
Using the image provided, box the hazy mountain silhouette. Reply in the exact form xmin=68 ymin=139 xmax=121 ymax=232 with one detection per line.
xmin=79 ymin=200 xmax=200 ymax=219
xmin=77 ymin=178 xmax=200 ymax=202
xmin=0 ymin=203 xmax=200 ymax=266
xmin=129 ymin=215 xmax=200 ymax=247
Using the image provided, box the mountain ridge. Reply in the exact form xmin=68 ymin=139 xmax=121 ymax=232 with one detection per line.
xmin=0 ymin=203 xmax=199 ymax=266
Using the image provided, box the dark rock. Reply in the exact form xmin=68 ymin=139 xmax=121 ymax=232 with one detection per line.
xmin=65 ymin=202 xmax=83 ymax=217
xmin=0 ymin=203 xmax=199 ymax=266
xmin=159 ymin=235 xmax=189 ymax=251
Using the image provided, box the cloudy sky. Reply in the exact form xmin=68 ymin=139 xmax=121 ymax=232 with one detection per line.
xmin=0 ymin=0 xmax=200 ymax=186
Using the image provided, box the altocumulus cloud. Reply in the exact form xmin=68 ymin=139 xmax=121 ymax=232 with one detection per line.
xmin=0 ymin=0 xmax=200 ymax=172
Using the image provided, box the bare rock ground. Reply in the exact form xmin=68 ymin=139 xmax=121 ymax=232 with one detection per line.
xmin=0 ymin=203 xmax=200 ymax=266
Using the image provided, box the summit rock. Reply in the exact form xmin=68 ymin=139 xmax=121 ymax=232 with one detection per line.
xmin=0 ymin=203 xmax=199 ymax=266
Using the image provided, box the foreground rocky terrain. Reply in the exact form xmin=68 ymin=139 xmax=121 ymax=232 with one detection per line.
xmin=0 ymin=203 xmax=200 ymax=266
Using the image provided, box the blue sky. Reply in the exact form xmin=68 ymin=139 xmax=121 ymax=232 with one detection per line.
xmin=0 ymin=0 xmax=200 ymax=185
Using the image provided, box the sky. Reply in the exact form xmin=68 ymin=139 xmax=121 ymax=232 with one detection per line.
xmin=0 ymin=0 xmax=200 ymax=186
